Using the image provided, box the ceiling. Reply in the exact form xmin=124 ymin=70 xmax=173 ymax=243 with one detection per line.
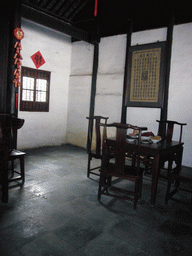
xmin=21 ymin=0 xmax=192 ymax=43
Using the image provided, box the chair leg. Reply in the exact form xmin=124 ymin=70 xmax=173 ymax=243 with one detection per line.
xmin=165 ymin=175 xmax=172 ymax=204
xmin=87 ymin=154 xmax=91 ymax=178
xmin=20 ymin=156 xmax=25 ymax=183
xmin=98 ymin=173 xmax=105 ymax=201
xmin=11 ymin=160 xmax=14 ymax=178
xmin=139 ymin=174 xmax=143 ymax=199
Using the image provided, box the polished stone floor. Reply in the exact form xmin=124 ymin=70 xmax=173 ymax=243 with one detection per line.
xmin=0 ymin=144 xmax=192 ymax=256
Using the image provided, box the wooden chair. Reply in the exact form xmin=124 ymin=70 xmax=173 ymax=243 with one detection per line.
xmin=165 ymin=168 xmax=192 ymax=206
xmin=144 ymin=120 xmax=187 ymax=177
xmin=86 ymin=116 xmax=110 ymax=178
xmin=98 ymin=122 xmax=147 ymax=210
xmin=0 ymin=114 xmax=26 ymax=186
xmin=157 ymin=120 xmax=187 ymax=143
xmin=157 ymin=120 xmax=187 ymax=177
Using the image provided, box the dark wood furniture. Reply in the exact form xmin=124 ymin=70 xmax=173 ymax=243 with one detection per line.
xmin=100 ymin=134 xmax=184 ymax=206
xmin=86 ymin=116 xmax=109 ymax=178
xmin=157 ymin=120 xmax=187 ymax=143
xmin=157 ymin=120 xmax=187 ymax=177
xmin=0 ymin=114 xmax=25 ymax=203
xmin=165 ymin=168 xmax=192 ymax=205
xmin=145 ymin=120 xmax=187 ymax=177
xmin=138 ymin=139 xmax=184 ymax=205
xmin=98 ymin=122 xmax=147 ymax=210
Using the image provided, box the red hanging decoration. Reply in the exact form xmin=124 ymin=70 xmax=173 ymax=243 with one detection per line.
xmin=94 ymin=0 xmax=98 ymax=17
xmin=13 ymin=28 xmax=24 ymax=40
xmin=13 ymin=28 xmax=24 ymax=88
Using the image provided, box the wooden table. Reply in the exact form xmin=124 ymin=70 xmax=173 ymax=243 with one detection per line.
xmin=107 ymin=138 xmax=184 ymax=205
xmin=138 ymin=140 xmax=184 ymax=205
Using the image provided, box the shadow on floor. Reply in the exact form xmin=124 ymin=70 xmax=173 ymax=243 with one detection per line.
xmin=0 ymin=144 xmax=192 ymax=256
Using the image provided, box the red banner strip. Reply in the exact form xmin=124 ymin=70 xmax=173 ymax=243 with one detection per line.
xmin=94 ymin=0 xmax=98 ymax=17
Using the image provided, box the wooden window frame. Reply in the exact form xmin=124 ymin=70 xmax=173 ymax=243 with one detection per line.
xmin=20 ymin=66 xmax=51 ymax=112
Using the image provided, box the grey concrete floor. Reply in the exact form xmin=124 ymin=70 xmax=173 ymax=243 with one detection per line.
xmin=0 ymin=144 xmax=192 ymax=256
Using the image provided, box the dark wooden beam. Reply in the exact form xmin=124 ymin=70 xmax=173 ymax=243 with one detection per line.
xmin=159 ymin=14 xmax=174 ymax=136
xmin=64 ymin=0 xmax=84 ymax=20
xmin=21 ymin=4 xmax=94 ymax=43
xmin=68 ymin=0 xmax=89 ymax=21
xmin=121 ymin=21 xmax=132 ymax=124
xmin=87 ymin=41 xmax=99 ymax=149
xmin=0 ymin=16 xmax=10 ymax=113
xmin=89 ymin=42 xmax=99 ymax=118
xmin=56 ymin=0 xmax=72 ymax=16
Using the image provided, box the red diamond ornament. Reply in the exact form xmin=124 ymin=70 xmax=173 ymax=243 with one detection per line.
xmin=31 ymin=51 xmax=45 ymax=69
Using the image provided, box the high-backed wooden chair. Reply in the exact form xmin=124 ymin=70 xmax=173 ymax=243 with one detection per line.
xmin=86 ymin=116 xmax=110 ymax=178
xmin=144 ymin=120 xmax=187 ymax=177
xmin=157 ymin=120 xmax=187 ymax=176
xmin=157 ymin=120 xmax=187 ymax=143
xmin=0 ymin=114 xmax=26 ymax=185
xmin=165 ymin=168 xmax=192 ymax=206
xmin=98 ymin=122 xmax=147 ymax=210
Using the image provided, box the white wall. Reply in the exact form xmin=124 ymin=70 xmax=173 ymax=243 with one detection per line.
xmin=18 ymin=19 xmax=72 ymax=149
xmin=67 ymin=23 xmax=192 ymax=167
xmin=65 ymin=42 xmax=94 ymax=148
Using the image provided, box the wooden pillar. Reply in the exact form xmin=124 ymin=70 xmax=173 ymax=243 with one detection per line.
xmin=87 ymin=16 xmax=100 ymax=149
xmin=121 ymin=21 xmax=132 ymax=124
xmin=7 ymin=0 xmax=22 ymax=117
xmin=159 ymin=15 xmax=174 ymax=136
xmin=0 ymin=16 xmax=10 ymax=113
xmin=89 ymin=42 xmax=99 ymax=119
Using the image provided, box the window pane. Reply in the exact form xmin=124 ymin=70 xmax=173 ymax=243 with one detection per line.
xmin=36 ymin=79 xmax=47 ymax=91
xmin=22 ymin=89 xmax=34 ymax=101
xmin=36 ymin=91 xmax=46 ymax=102
xmin=23 ymin=77 xmax=34 ymax=89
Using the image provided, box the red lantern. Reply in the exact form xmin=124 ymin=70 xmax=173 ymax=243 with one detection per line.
xmin=13 ymin=28 xmax=24 ymax=40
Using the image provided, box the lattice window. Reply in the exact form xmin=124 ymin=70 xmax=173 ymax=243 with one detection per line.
xmin=20 ymin=67 xmax=51 ymax=112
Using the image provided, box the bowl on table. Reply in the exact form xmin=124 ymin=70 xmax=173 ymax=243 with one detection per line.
xmin=151 ymin=136 xmax=161 ymax=143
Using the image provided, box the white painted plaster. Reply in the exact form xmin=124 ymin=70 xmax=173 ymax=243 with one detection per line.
xmin=68 ymin=24 xmax=192 ymax=167
xmin=70 ymin=41 xmax=94 ymax=75
xmin=168 ymin=23 xmax=192 ymax=166
xmin=98 ymin=34 xmax=127 ymax=74
xmin=17 ymin=19 xmax=192 ymax=167
xmin=18 ymin=18 xmax=72 ymax=149
xmin=66 ymin=75 xmax=92 ymax=148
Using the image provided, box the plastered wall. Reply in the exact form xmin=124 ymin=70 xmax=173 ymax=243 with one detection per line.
xmin=18 ymin=19 xmax=72 ymax=149
xmin=67 ymin=24 xmax=192 ymax=167
xmin=16 ymin=19 xmax=192 ymax=167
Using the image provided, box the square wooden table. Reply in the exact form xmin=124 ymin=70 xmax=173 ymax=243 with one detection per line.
xmin=106 ymin=138 xmax=184 ymax=205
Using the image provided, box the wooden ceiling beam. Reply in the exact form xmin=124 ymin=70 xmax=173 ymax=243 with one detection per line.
xmin=68 ymin=0 xmax=89 ymax=21
xmin=56 ymin=0 xmax=75 ymax=16
xmin=21 ymin=4 xmax=94 ymax=43
xmin=64 ymin=0 xmax=85 ymax=20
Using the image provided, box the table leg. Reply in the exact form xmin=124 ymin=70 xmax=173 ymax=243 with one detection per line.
xmin=1 ymin=155 xmax=8 ymax=203
xmin=150 ymin=154 xmax=160 ymax=206
xmin=175 ymin=146 xmax=183 ymax=169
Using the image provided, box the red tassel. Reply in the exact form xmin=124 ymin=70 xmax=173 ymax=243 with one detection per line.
xmin=94 ymin=0 xmax=98 ymax=17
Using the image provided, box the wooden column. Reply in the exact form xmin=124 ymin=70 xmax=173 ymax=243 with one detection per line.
xmin=89 ymin=42 xmax=99 ymax=119
xmin=7 ymin=0 xmax=22 ymax=117
xmin=159 ymin=15 xmax=174 ymax=136
xmin=87 ymin=16 xmax=100 ymax=149
xmin=0 ymin=16 xmax=10 ymax=113
xmin=121 ymin=21 xmax=132 ymax=124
